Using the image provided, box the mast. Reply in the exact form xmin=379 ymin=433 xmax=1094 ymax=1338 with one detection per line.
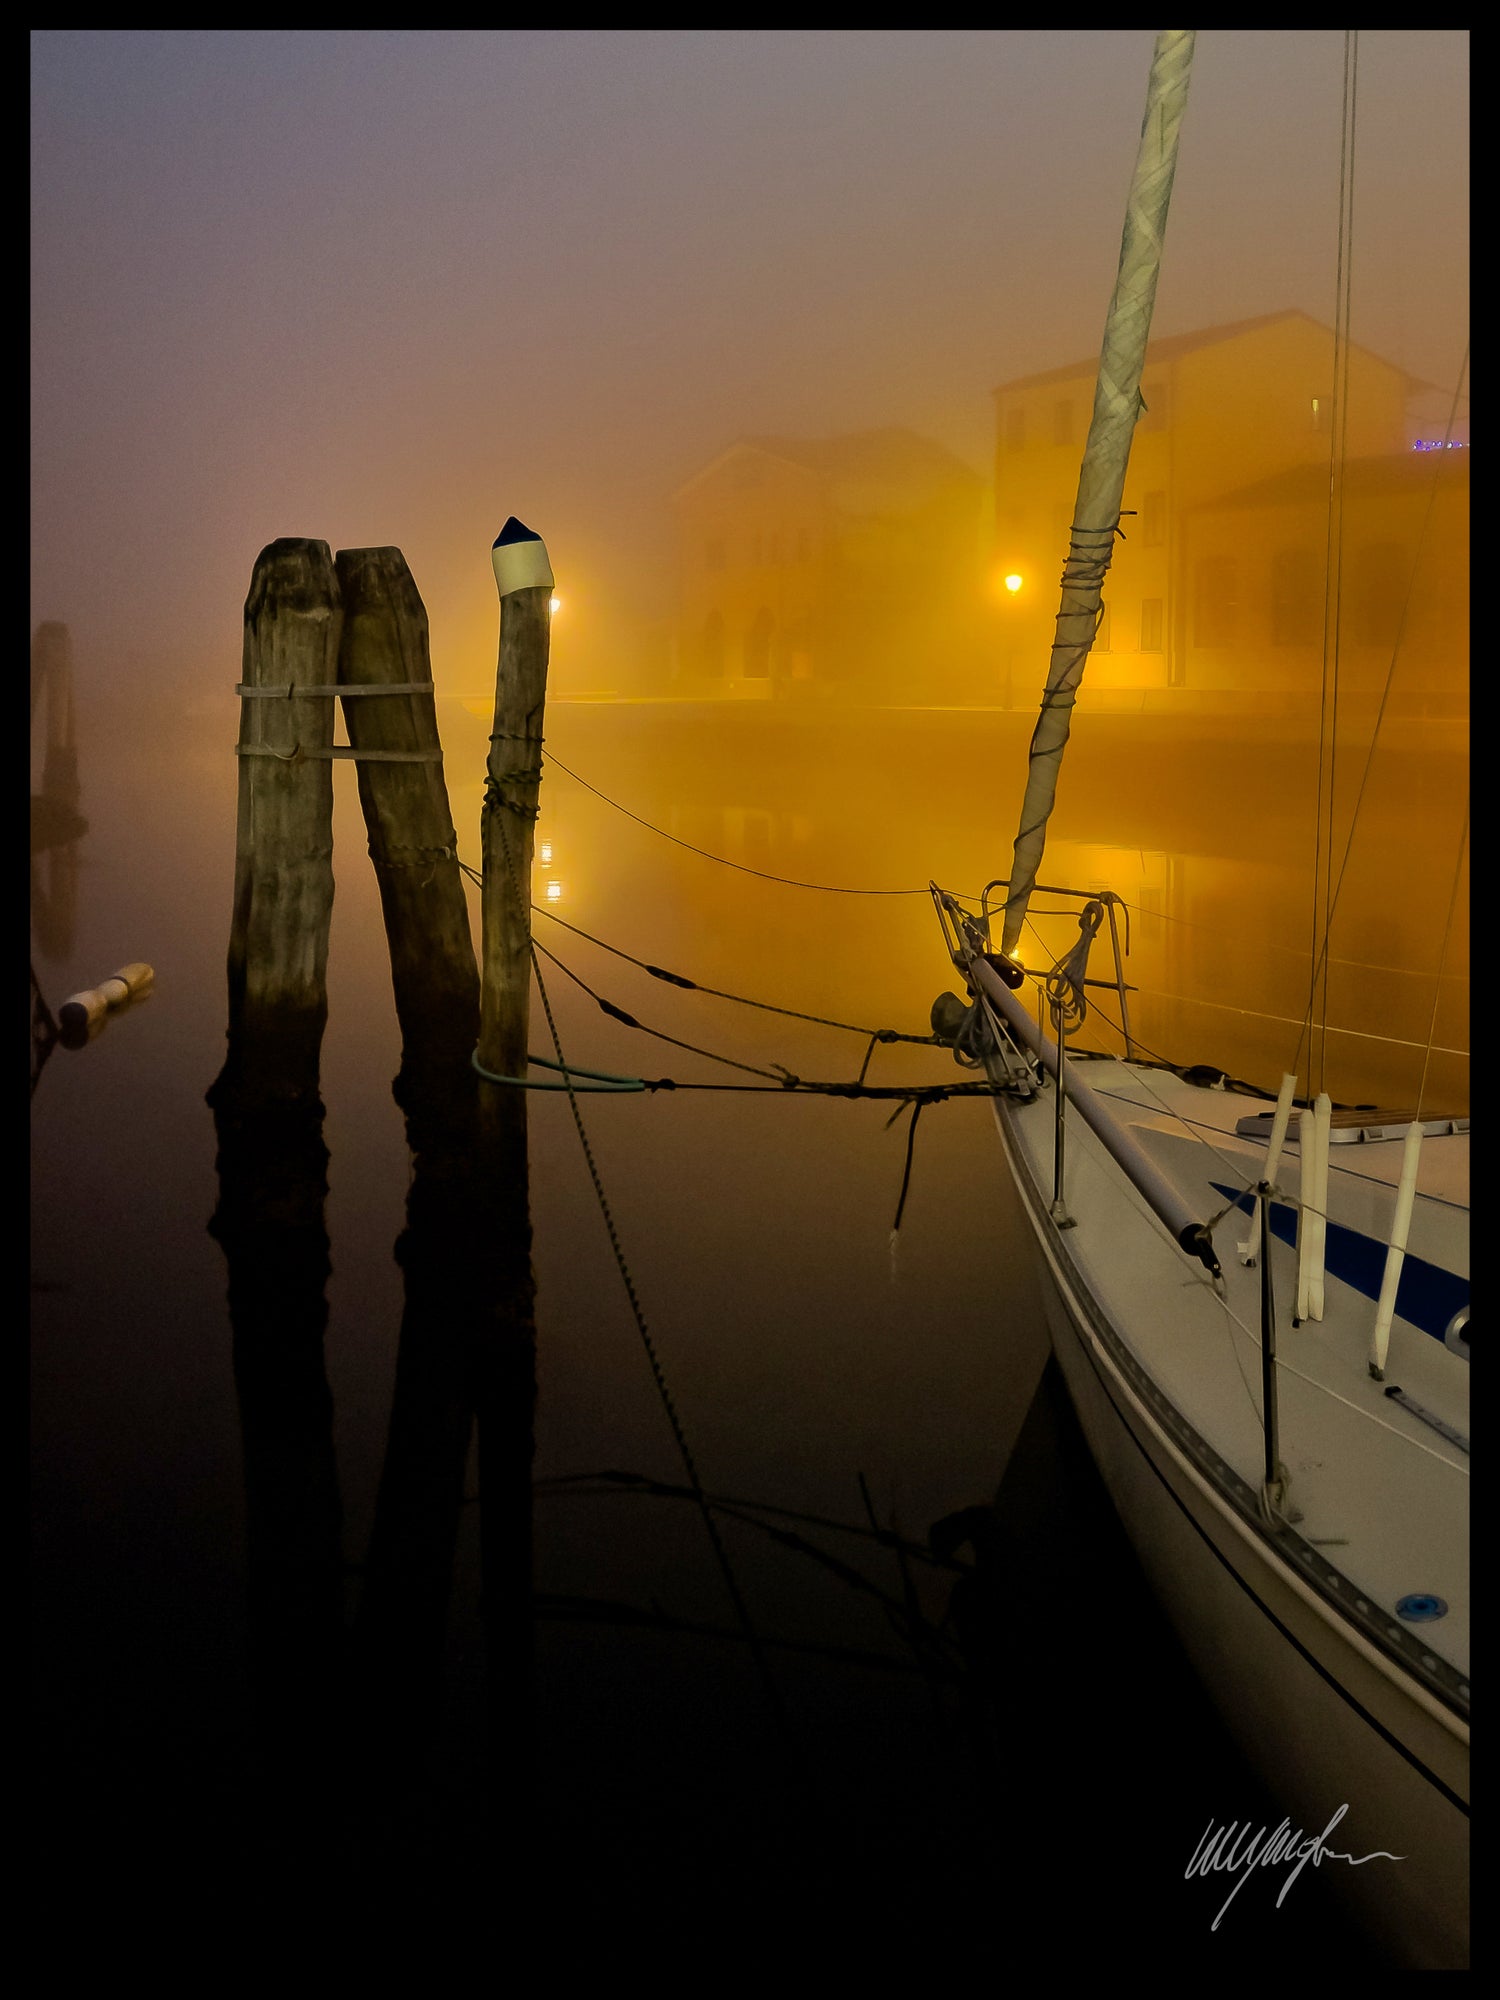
xmin=999 ymin=29 xmax=1196 ymax=960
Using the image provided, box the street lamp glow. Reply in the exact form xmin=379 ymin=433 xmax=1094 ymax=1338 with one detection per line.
xmin=1004 ymin=573 xmax=1023 ymax=594
xmin=548 ymin=594 xmax=562 ymax=617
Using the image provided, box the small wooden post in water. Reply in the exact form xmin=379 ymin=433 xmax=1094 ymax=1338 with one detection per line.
xmin=211 ymin=538 xmax=340 ymax=1107
xmin=335 ymin=546 xmax=480 ymax=1093
xmin=478 ymin=519 xmax=554 ymax=1087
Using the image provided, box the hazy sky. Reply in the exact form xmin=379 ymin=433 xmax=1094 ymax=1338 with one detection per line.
xmin=31 ymin=29 xmax=1468 ymax=696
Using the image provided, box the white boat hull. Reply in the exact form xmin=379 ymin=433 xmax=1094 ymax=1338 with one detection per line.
xmin=996 ymin=1091 xmax=1469 ymax=1967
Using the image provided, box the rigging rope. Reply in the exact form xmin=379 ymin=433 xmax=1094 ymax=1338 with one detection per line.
xmin=1289 ymin=338 xmax=1470 ymax=1095
xmin=1306 ymin=26 xmax=1359 ymax=1102
xmin=543 ymin=751 xmax=932 ymax=895
xmin=534 ymin=906 xmax=939 ymax=1049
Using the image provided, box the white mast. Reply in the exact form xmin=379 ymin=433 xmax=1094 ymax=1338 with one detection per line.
xmin=999 ymin=29 xmax=1197 ymax=960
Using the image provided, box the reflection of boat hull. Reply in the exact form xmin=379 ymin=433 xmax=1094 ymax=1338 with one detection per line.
xmin=992 ymin=1084 xmax=1469 ymax=1968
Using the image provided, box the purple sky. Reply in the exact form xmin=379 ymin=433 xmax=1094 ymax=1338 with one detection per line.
xmin=31 ymin=29 xmax=1468 ymax=696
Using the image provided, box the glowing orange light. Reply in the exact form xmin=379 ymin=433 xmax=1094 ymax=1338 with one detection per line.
xmin=545 ymin=880 xmax=563 ymax=902
xmin=539 ymin=841 xmax=553 ymax=864
xmin=548 ymin=595 xmax=562 ymax=617
xmin=1004 ymin=573 xmax=1023 ymax=595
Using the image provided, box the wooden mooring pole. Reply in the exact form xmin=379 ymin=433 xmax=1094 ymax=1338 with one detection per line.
xmin=335 ymin=546 xmax=480 ymax=1097
xmin=478 ymin=519 xmax=554 ymax=1089
xmin=210 ymin=538 xmax=340 ymax=1108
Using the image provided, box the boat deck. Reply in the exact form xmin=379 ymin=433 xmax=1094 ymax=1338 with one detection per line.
xmin=993 ymin=1057 xmax=1470 ymax=1692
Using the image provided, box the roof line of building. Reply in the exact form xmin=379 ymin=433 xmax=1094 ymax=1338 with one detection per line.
xmin=991 ymin=307 xmax=1432 ymax=396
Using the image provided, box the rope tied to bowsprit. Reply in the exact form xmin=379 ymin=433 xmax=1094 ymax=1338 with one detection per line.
xmin=1044 ymin=897 xmax=1105 ymax=1036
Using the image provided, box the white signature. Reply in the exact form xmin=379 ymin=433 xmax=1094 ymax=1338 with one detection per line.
xmin=1186 ymin=1804 xmax=1403 ymax=1929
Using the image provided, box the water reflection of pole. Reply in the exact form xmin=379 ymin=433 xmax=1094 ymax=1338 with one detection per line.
xmin=206 ymin=1091 xmax=342 ymax=1869
xmin=356 ymin=1060 xmax=537 ymax=1864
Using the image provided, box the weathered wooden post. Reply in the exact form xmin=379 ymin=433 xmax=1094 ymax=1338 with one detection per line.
xmin=478 ymin=519 xmax=554 ymax=1089
xmin=209 ymin=539 xmax=340 ymax=1108
xmin=335 ymin=547 xmax=480 ymax=1098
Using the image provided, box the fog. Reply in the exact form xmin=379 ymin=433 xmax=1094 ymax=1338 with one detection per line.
xmin=30 ymin=31 xmax=1469 ymax=1961
xmin=31 ymin=29 xmax=1468 ymax=700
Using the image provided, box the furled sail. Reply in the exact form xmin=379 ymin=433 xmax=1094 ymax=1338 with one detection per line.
xmin=999 ymin=29 xmax=1196 ymax=959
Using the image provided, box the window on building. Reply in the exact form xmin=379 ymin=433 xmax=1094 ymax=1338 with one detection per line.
xmin=1354 ymin=542 xmax=1405 ymax=648
xmin=1271 ymin=547 xmax=1322 ymax=646
xmin=1193 ymin=557 xmax=1239 ymax=647
xmin=1140 ymin=379 xmax=1168 ymax=432
xmin=1140 ymin=599 xmax=1164 ymax=651
xmin=744 ymin=608 xmax=774 ymax=679
xmin=1053 ymin=399 xmax=1074 ymax=446
xmin=1142 ymin=490 xmax=1167 ymax=547
xmin=1005 ymin=406 xmax=1027 ymax=451
xmin=706 ymin=538 xmax=726 ymax=572
xmin=702 ymin=610 xmax=726 ymax=677
xmin=1094 ymin=601 xmax=1112 ymax=652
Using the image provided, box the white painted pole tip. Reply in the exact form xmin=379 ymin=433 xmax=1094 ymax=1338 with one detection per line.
xmin=492 ymin=519 xmax=554 ymax=597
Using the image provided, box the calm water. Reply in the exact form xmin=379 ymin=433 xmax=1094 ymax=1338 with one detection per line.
xmin=32 ymin=688 xmax=1464 ymax=1961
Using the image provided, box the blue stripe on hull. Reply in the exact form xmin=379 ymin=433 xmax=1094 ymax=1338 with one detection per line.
xmin=1210 ymin=1183 xmax=1467 ymax=1344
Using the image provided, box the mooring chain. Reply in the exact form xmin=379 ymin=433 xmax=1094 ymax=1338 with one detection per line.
xmin=485 ymin=804 xmax=806 ymax=1781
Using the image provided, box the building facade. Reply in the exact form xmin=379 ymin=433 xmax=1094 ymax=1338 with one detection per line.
xmin=671 ymin=428 xmax=986 ymax=702
xmin=989 ymin=309 xmax=1459 ymax=713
